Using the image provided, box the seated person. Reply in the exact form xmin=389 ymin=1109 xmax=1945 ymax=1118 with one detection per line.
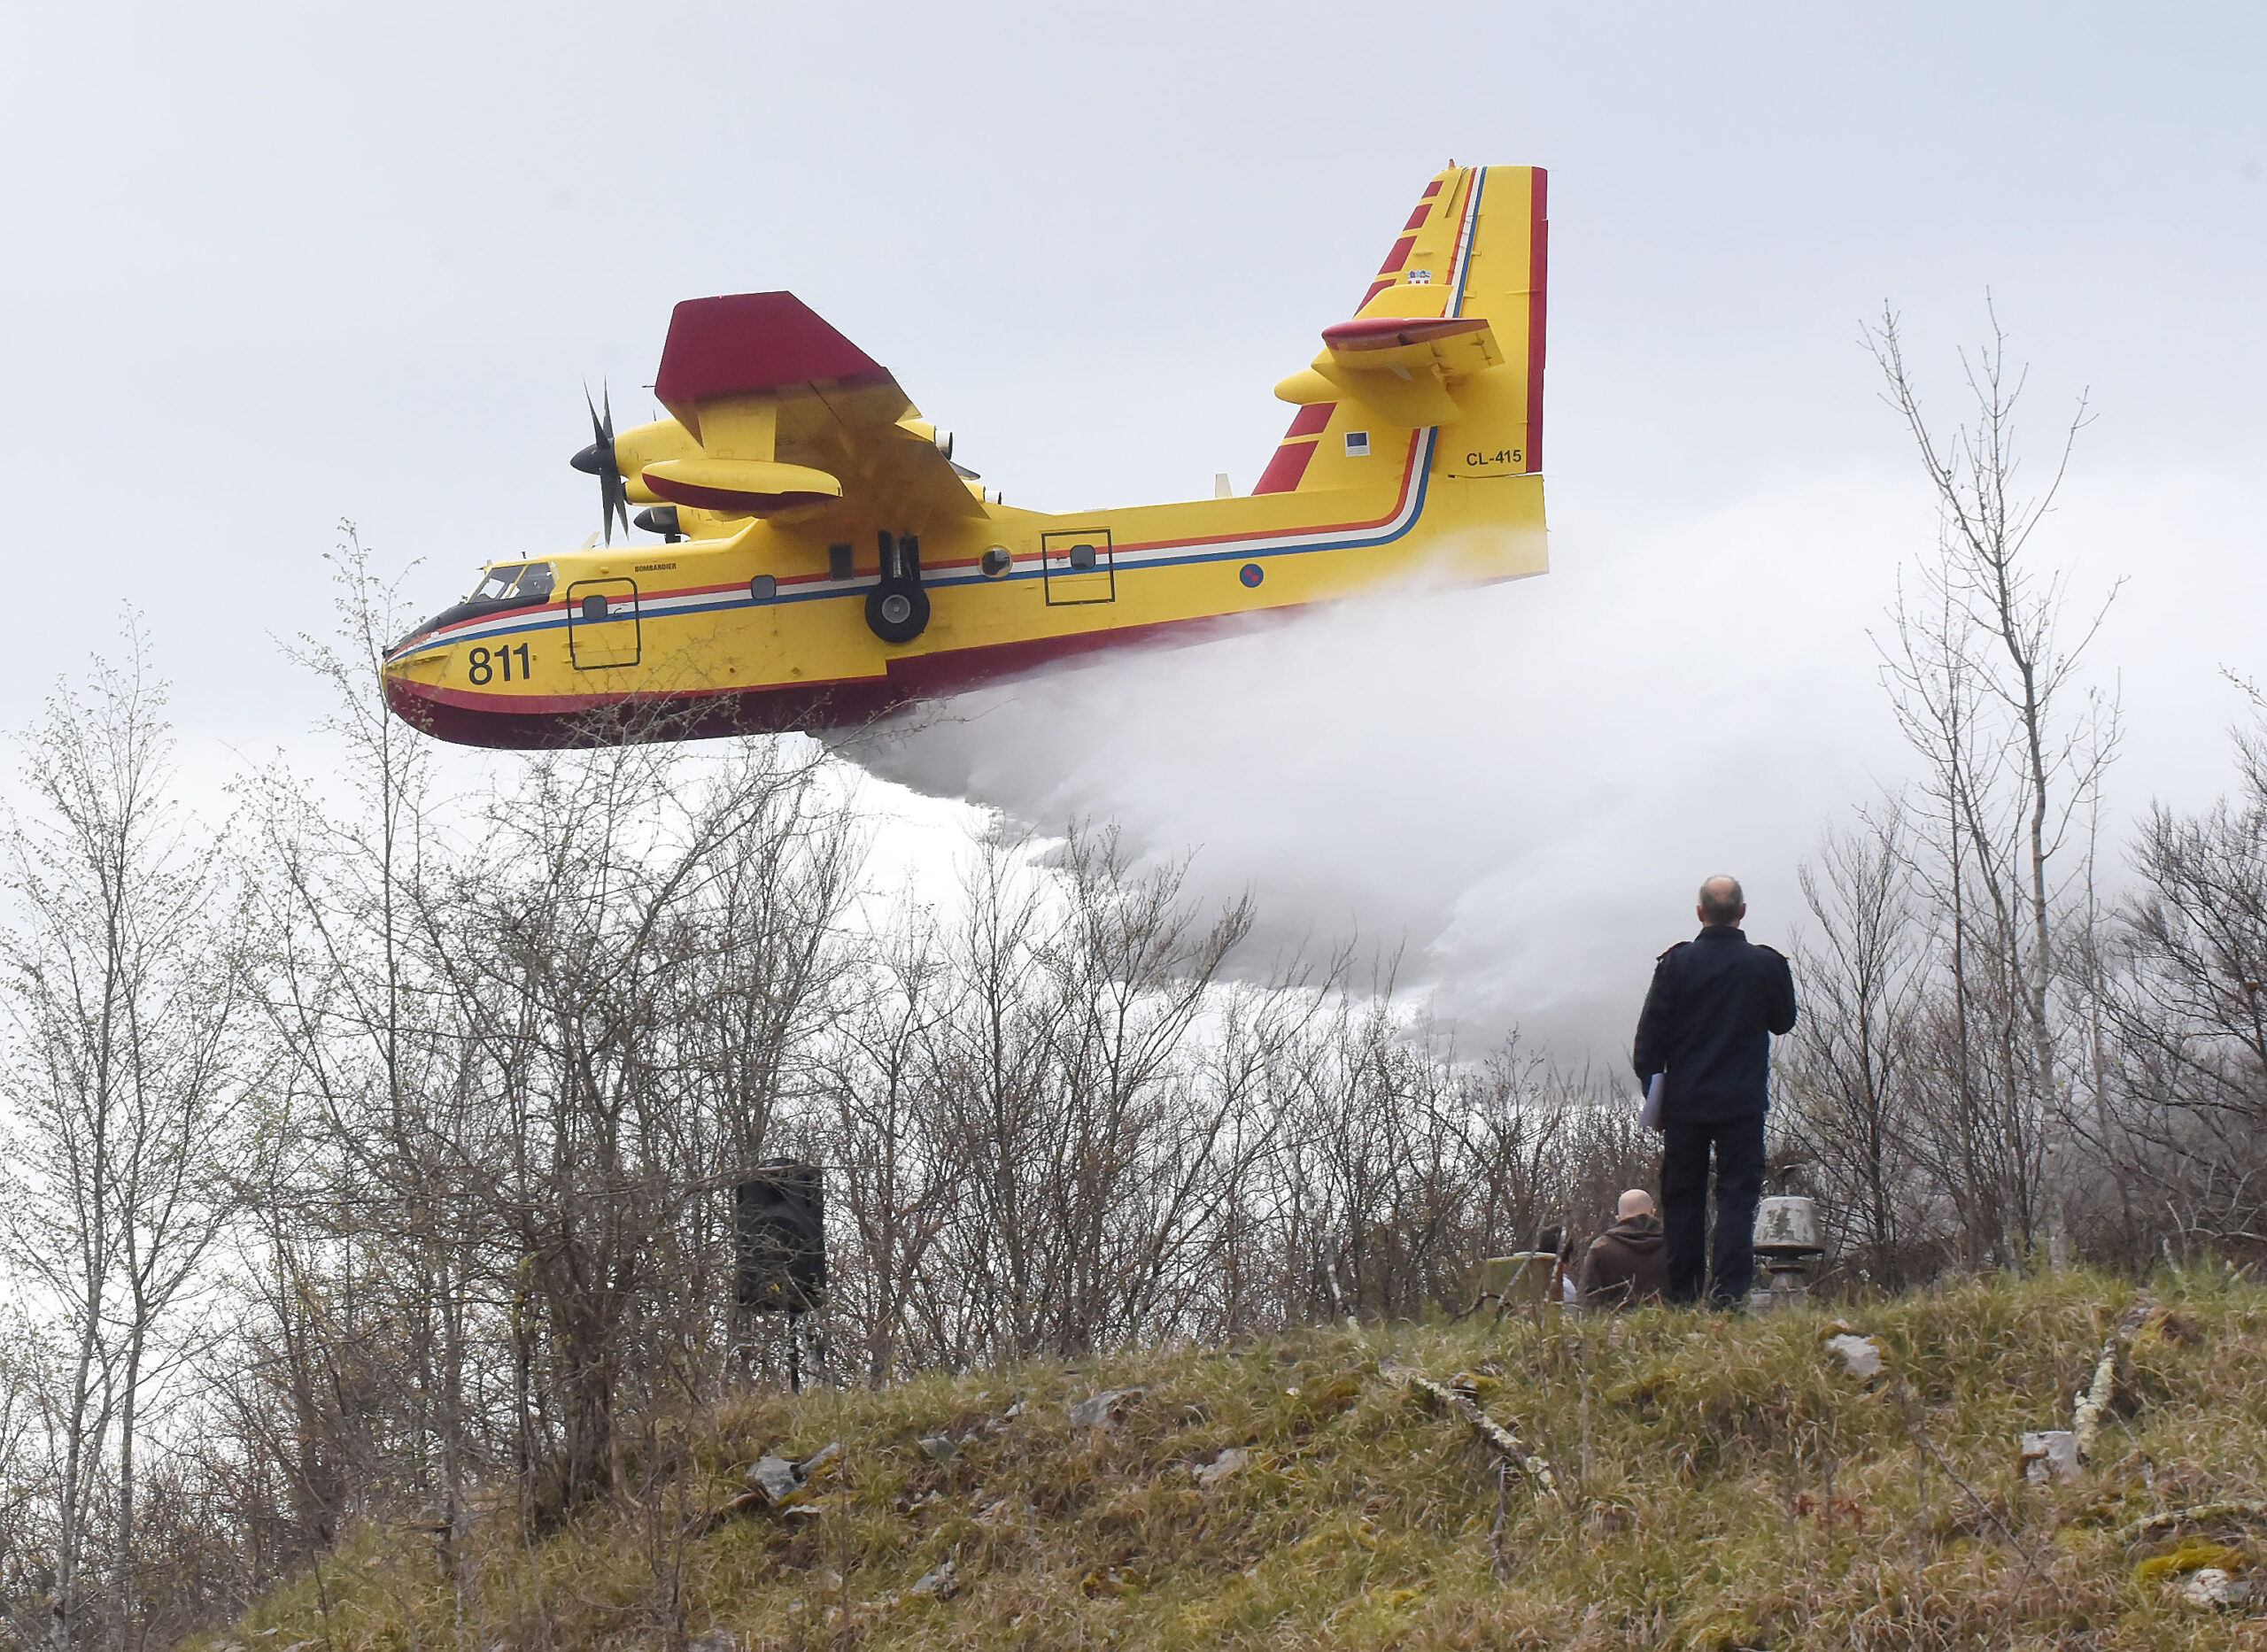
xmin=1578 ymin=1189 xmax=1668 ymax=1308
xmin=1534 ymin=1225 xmax=1579 ymax=1305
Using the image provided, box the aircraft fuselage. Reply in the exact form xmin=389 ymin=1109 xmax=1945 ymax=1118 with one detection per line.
xmin=382 ymin=447 xmax=1547 ymax=746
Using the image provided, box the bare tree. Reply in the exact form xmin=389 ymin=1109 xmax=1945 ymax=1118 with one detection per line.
xmin=907 ymin=828 xmax=1272 ymax=1363
xmin=1865 ymin=300 xmax=2120 ymax=1269
xmin=234 ymin=530 xmax=485 ymax=1585
xmin=0 ymin=628 xmax=251 ymax=1651
xmin=405 ymin=728 xmax=855 ymax=1516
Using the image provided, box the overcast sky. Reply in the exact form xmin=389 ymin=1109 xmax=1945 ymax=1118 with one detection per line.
xmin=3 ymin=2 xmax=2260 ymax=1058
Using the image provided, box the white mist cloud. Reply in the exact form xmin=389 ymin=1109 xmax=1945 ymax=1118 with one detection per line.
xmin=836 ymin=449 xmax=2260 ymax=1069
xmin=833 ymin=473 xmax=1930 ymax=1065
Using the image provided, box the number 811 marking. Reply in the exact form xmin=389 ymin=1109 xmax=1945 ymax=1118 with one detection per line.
xmin=467 ymin=644 xmax=531 ymax=685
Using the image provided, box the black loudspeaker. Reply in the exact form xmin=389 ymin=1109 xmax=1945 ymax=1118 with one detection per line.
xmin=736 ymin=1161 xmax=825 ymax=1316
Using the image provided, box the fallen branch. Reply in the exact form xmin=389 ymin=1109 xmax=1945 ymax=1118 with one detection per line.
xmin=1393 ymin=1369 xmax=1560 ymax=1500
xmin=2119 ymin=1501 xmax=2267 ymax=1546
xmin=2074 ymin=1301 xmax=2153 ymax=1462
xmin=685 ymin=1489 xmax=763 ymax=1537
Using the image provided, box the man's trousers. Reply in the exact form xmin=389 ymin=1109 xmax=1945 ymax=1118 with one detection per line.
xmin=1660 ymin=1113 xmax=1766 ymax=1306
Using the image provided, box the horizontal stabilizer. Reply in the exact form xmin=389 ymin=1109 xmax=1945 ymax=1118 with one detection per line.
xmin=1273 ymin=314 xmax=1504 ymax=428
xmin=1319 ymin=314 xmax=1501 ymax=377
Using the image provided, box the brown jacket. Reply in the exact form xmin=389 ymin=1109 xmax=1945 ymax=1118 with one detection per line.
xmin=1578 ymin=1214 xmax=1667 ymax=1308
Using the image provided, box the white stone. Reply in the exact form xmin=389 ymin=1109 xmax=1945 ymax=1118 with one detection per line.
xmin=1824 ymin=1333 xmax=1884 ymax=1379
xmin=1192 ymin=1447 xmax=1250 ymax=1488
xmin=1068 ymin=1386 xmax=1145 ymax=1428
xmin=2181 ymin=1567 xmax=2253 ymax=1608
xmin=747 ymin=1455 xmax=802 ymax=1505
xmin=909 ymin=1558 xmax=956 ymax=1597
xmin=2018 ymin=1430 xmax=2079 ymax=1484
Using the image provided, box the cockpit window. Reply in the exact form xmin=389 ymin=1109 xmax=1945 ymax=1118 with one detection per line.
xmin=472 ymin=564 xmax=525 ymax=602
xmin=468 ymin=562 xmax=555 ymax=604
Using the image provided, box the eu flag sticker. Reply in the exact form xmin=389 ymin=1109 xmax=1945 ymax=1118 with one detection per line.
xmin=1238 ymin=563 xmax=1265 ymax=588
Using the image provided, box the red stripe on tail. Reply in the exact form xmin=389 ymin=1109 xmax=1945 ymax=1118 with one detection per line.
xmin=1526 ymin=168 xmax=1548 ymax=473
xmin=1252 ymin=440 xmax=1320 ymax=494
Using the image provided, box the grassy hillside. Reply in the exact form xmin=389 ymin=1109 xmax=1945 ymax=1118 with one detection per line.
xmin=215 ymin=1270 xmax=2267 ymax=1650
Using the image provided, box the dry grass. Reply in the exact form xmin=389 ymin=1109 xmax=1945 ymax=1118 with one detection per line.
xmin=211 ymin=1266 xmax=2267 ymax=1649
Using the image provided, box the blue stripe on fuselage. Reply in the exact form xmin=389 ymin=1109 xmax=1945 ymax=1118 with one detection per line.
xmin=391 ymin=430 xmax=1448 ymax=657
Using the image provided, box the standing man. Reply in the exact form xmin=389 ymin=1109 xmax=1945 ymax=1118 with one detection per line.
xmin=1632 ymin=876 xmax=1798 ymax=1307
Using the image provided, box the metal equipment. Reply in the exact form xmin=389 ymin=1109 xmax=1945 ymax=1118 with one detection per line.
xmin=734 ymin=1159 xmax=825 ymax=1390
xmin=1752 ymin=1162 xmax=1826 ymax=1308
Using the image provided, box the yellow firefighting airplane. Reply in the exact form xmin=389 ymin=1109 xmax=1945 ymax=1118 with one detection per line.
xmin=383 ymin=164 xmax=1549 ymax=747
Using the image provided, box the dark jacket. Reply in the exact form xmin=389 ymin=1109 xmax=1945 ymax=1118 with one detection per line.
xmin=1631 ymin=925 xmax=1798 ymax=1123
xmin=1579 ymin=1214 xmax=1667 ymax=1308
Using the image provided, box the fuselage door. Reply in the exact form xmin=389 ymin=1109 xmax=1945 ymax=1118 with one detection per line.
xmin=567 ymin=578 xmax=640 ymax=669
xmin=1041 ymin=529 xmax=1115 ymax=606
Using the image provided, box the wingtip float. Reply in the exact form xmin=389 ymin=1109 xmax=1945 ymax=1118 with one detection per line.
xmin=382 ymin=164 xmax=1549 ymax=750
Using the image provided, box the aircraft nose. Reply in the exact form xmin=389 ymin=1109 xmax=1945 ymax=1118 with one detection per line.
xmin=570 ymin=442 xmax=607 ymax=475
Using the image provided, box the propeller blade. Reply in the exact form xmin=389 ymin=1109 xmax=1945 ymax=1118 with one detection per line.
xmin=576 ymin=382 xmax=631 ymax=544
xmin=600 ymin=385 xmax=627 ymax=544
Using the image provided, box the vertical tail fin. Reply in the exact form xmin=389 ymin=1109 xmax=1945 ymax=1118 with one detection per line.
xmin=1256 ymin=165 xmax=1548 ymax=494
xmin=1428 ymin=165 xmax=1546 ymax=479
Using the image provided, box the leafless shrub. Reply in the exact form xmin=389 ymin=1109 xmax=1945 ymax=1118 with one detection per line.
xmin=2091 ymin=691 xmax=2267 ymax=1262
xmin=1778 ymin=809 xmax=1938 ymax=1287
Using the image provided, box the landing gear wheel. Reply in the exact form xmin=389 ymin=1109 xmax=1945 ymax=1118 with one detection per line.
xmin=865 ymin=581 xmax=930 ymax=645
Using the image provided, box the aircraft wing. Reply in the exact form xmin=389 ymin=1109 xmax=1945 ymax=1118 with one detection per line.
xmin=641 ymin=291 xmax=983 ymax=521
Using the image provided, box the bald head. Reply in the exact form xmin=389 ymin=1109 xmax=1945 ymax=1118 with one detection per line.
xmin=1617 ymin=1188 xmax=1655 ymax=1220
xmin=1698 ymin=875 xmax=1746 ymax=928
